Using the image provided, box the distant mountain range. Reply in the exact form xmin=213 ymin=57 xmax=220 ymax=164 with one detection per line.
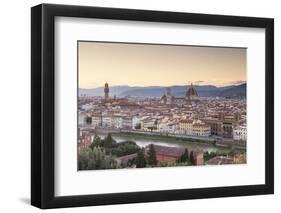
xmin=79 ymin=83 xmax=246 ymax=98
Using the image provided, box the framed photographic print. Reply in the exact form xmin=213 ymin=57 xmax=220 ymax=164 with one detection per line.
xmin=31 ymin=4 xmax=274 ymax=209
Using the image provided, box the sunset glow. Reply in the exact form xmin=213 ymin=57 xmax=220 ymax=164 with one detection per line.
xmin=78 ymin=41 xmax=246 ymax=88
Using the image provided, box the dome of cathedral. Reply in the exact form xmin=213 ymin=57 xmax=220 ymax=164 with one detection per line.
xmin=186 ymin=84 xmax=198 ymax=99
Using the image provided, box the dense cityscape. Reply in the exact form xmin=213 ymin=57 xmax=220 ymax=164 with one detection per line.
xmin=78 ymin=82 xmax=247 ymax=170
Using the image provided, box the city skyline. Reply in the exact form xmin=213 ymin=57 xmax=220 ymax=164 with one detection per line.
xmin=78 ymin=41 xmax=247 ymax=170
xmin=79 ymin=81 xmax=246 ymax=90
xmin=78 ymin=41 xmax=246 ymax=88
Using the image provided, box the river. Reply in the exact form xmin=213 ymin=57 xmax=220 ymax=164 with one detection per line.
xmin=98 ymin=134 xmax=230 ymax=153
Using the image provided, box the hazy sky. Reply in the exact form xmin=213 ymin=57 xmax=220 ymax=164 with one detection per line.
xmin=78 ymin=41 xmax=246 ymax=88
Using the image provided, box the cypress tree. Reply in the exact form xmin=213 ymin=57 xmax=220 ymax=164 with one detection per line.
xmin=190 ymin=150 xmax=194 ymax=164
xmin=136 ymin=148 xmax=147 ymax=168
xmin=90 ymin=134 xmax=102 ymax=150
xmin=104 ymin=133 xmax=116 ymax=148
xmin=147 ymin=144 xmax=157 ymax=166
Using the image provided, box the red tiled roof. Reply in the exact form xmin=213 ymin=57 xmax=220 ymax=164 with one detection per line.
xmin=205 ymin=156 xmax=234 ymax=165
xmin=147 ymin=145 xmax=185 ymax=158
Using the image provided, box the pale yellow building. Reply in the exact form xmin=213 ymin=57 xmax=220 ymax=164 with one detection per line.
xmin=178 ymin=119 xmax=193 ymax=135
xmin=192 ymin=121 xmax=211 ymax=137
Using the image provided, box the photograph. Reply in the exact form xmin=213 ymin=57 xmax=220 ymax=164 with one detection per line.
xmin=77 ymin=41 xmax=247 ymax=170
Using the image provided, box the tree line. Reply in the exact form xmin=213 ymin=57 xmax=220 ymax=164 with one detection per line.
xmin=79 ymin=133 xmax=195 ymax=170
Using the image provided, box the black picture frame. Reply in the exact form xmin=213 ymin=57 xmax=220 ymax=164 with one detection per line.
xmin=31 ymin=3 xmax=274 ymax=209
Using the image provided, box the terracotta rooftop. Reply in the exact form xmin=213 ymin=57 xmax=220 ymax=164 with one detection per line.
xmin=117 ymin=153 xmax=137 ymax=162
xmin=205 ymin=156 xmax=234 ymax=165
xmin=146 ymin=144 xmax=185 ymax=158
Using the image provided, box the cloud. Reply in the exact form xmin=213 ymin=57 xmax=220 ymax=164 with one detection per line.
xmin=227 ymin=80 xmax=246 ymax=85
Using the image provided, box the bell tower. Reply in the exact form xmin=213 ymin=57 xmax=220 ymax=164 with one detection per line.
xmin=104 ymin=82 xmax=109 ymax=99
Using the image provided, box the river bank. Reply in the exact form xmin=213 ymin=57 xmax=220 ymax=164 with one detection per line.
xmin=93 ymin=131 xmax=237 ymax=154
xmin=111 ymin=131 xmax=216 ymax=146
